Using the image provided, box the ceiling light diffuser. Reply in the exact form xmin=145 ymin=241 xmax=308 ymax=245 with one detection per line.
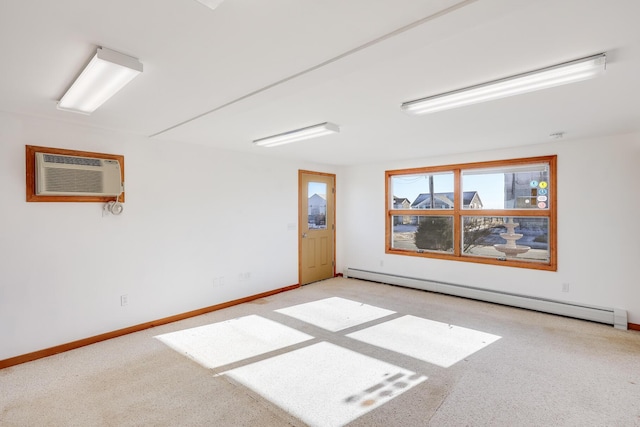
xmin=57 ymin=47 xmax=143 ymax=115
xmin=253 ymin=122 xmax=340 ymax=147
xmin=401 ymin=53 xmax=606 ymax=115
xmin=195 ymin=0 xmax=225 ymax=10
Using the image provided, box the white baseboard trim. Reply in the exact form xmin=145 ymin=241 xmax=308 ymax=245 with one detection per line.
xmin=343 ymin=268 xmax=628 ymax=330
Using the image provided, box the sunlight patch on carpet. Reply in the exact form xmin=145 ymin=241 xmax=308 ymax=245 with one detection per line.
xmin=155 ymin=315 xmax=313 ymax=369
xmin=275 ymin=297 xmax=395 ymax=331
xmin=223 ymin=341 xmax=426 ymax=427
xmin=347 ymin=315 xmax=501 ymax=368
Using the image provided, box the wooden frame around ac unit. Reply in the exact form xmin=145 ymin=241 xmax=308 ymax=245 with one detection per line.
xmin=25 ymin=145 xmax=125 ymax=203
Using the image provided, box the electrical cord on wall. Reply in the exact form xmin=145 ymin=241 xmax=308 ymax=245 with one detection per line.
xmin=104 ymin=185 xmax=124 ymax=216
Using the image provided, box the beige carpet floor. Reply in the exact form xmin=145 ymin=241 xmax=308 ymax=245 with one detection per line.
xmin=1 ymin=277 xmax=639 ymax=426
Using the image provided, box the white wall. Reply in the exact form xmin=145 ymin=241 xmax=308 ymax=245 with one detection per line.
xmin=338 ymin=132 xmax=640 ymax=324
xmin=3 ymin=111 xmax=636 ymax=361
xmin=0 ymin=113 xmax=338 ymax=360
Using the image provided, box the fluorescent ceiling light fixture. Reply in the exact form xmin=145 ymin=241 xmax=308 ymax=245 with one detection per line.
xmin=401 ymin=53 xmax=606 ymax=115
xmin=253 ymin=122 xmax=340 ymax=147
xmin=57 ymin=47 xmax=143 ymax=115
xmin=195 ymin=0 xmax=224 ymax=10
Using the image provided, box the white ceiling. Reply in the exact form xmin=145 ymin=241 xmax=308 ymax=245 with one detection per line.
xmin=1 ymin=0 xmax=639 ymax=165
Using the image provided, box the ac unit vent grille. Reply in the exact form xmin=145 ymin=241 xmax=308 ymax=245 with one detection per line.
xmin=44 ymin=168 xmax=103 ymax=193
xmin=43 ymin=154 xmax=102 ymax=167
xmin=35 ymin=151 xmax=121 ymax=196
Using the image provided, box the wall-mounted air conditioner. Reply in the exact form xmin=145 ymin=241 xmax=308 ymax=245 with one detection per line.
xmin=35 ymin=152 xmax=122 ymax=196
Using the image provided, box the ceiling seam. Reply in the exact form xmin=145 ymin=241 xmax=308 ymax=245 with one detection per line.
xmin=149 ymin=0 xmax=479 ymax=138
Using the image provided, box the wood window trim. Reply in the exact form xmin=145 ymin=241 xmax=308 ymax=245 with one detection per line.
xmin=25 ymin=145 xmax=125 ymax=203
xmin=385 ymin=155 xmax=557 ymax=271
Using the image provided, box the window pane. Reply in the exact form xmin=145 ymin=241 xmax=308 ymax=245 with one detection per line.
xmin=392 ymin=216 xmax=453 ymax=253
xmin=308 ymin=182 xmax=327 ymax=230
xmin=461 ymin=216 xmax=549 ymax=262
xmin=390 ymin=172 xmax=454 ymax=210
xmin=462 ymin=163 xmax=550 ymax=209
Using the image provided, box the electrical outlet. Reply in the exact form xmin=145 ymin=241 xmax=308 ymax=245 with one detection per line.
xmin=120 ymin=294 xmax=128 ymax=306
xmin=562 ymin=282 xmax=570 ymax=292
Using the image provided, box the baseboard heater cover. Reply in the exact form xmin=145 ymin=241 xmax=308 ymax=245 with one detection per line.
xmin=343 ymin=268 xmax=627 ymax=330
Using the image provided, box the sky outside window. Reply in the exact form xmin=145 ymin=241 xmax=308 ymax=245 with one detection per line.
xmin=391 ymin=173 xmax=505 ymax=209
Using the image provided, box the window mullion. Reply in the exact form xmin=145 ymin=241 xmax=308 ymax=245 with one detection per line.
xmin=462 ymin=209 xmax=550 ymax=217
xmin=453 ymin=169 xmax=461 ymax=256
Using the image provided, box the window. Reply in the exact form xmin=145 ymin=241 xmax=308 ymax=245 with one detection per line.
xmin=386 ymin=156 xmax=556 ymax=270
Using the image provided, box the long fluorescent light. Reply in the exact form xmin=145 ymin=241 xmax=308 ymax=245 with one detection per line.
xmin=253 ymin=122 xmax=340 ymax=147
xmin=57 ymin=47 xmax=143 ymax=115
xmin=401 ymin=53 xmax=606 ymax=115
xmin=195 ymin=0 xmax=224 ymax=10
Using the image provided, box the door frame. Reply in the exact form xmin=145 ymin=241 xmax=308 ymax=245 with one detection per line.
xmin=298 ymin=170 xmax=336 ymax=285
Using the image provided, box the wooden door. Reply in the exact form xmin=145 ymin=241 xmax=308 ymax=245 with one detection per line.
xmin=299 ymin=170 xmax=335 ymax=285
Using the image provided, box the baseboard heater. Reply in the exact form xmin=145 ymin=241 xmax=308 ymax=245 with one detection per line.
xmin=343 ymin=268 xmax=628 ymax=330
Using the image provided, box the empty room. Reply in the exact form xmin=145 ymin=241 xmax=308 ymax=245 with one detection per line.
xmin=1 ymin=0 xmax=639 ymax=426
